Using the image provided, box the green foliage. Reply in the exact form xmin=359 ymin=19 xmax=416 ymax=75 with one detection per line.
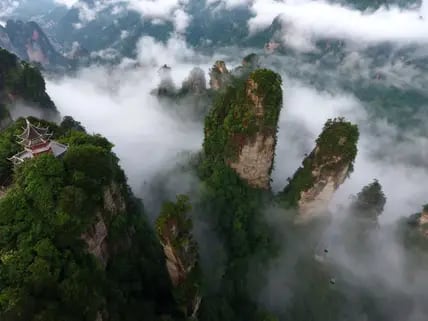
xmin=204 ymin=68 xmax=282 ymax=162
xmin=59 ymin=116 xmax=86 ymax=135
xmin=0 ymin=154 xmax=104 ymax=321
xmin=0 ymin=104 xmax=10 ymax=122
xmin=0 ymin=48 xmax=55 ymax=110
xmin=351 ymin=179 xmax=386 ymax=220
xmin=279 ymin=117 xmax=359 ymax=207
xmin=0 ymin=122 xmax=24 ymax=184
xmin=60 ymin=130 xmax=113 ymax=151
xmin=279 ymin=156 xmax=316 ymax=207
xmin=0 ymin=117 xmax=87 ymax=186
xmin=156 ymin=195 xmax=193 ymax=243
xmin=315 ymin=118 xmax=359 ymax=170
xmin=197 ymin=68 xmax=282 ymax=321
xmin=156 ymin=195 xmax=201 ymax=318
xmin=0 ymin=118 xmax=176 ymax=321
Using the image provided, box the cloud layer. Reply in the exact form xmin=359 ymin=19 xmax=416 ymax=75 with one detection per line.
xmin=46 ymin=36 xmax=210 ymax=197
xmin=249 ymin=0 xmax=428 ymax=50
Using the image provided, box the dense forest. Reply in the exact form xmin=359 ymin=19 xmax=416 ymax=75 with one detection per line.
xmin=0 ymin=43 xmax=427 ymax=321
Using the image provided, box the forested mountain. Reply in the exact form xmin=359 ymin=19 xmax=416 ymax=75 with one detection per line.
xmin=0 ymin=48 xmax=58 ymax=129
xmin=0 ymin=0 xmax=427 ymax=320
xmin=0 ymin=117 xmax=177 ymax=321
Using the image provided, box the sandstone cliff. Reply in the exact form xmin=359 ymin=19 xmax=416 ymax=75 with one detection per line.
xmin=181 ymin=67 xmax=207 ymax=95
xmin=209 ymin=60 xmax=230 ymax=90
xmin=81 ymin=182 xmax=127 ymax=267
xmin=280 ymin=118 xmax=359 ymax=220
xmin=414 ymin=205 xmax=428 ymax=238
xmin=3 ymin=20 xmax=70 ymax=68
xmin=204 ymin=68 xmax=283 ymax=189
xmin=156 ymin=195 xmax=201 ymax=319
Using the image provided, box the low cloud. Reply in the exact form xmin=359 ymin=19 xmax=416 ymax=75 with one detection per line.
xmin=249 ymin=0 xmax=428 ymax=50
xmin=41 ymin=15 xmax=428 ymax=318
xmin=46 ymin=36 xmax=216 ymax=209
xmin=271 ymin=75 xmax=428 ymax=222
xmin=128 ymin=0 xmax=191 ymax=33
xmin=69 ymin=0 xmax=191 ymax=32
xmin=206 ymin=0 xmax=252 ymax=9
xmin=54 ymin=0 xmax=79 ymax=8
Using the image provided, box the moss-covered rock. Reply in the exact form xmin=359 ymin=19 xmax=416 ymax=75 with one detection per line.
xmin=279 ymin=118 xmax=359 ymax=219
xmin=0 ymin=117 xmax=176 ymax=321
xmin=0 ymin=48 xmax=58 ymax=118
xmin=204 ymin=68 xmax=283 ymax=189
xmin=209 ymin=60 xmax=231 ymax=91
xmin=156 ymin=195 xmax=201 ymax=319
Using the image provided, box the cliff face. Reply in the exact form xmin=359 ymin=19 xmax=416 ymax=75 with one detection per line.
xmin=209 ymin=60 xmax=230 ymax=90
xmin=204 ymin=68 xmax=282 ymax=189
xmin=81 ymin=182 xmax=127 ymax=267
xmin=156 ymin=195 xmax=201 ymax=319
xmin=297 ymin=162 xmax=350 ymax=219
xmin=181 ymin=67 xmax=207 ymax=95
xmin=416 ymin=207 xmax=428 ymax=237
xmin=280 ymin=118 xmax=359 ymax=220
xmin=229 ymin=133 xmax=276 ymax=189
xmin=227 ymin=74 xmax=280 ymax=189
xmin=2 ymin=20 xmax=69 ymax=68
xmin=0 ymin=119 xmax=177 ymax=321
xmin=420 ymin=209 xmax=428 ymax=226
xmin=0 ymin=48 xmax=57 ymax=114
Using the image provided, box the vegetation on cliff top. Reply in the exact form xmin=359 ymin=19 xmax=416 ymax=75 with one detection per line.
xmin=156 ymin=195 xmax=201 ymax=318
xmin=0 ymin=49 xmax=55 ymax=110
xmin=279 ymin=117 xmax=359 ymax=207
xmin=0 ymin=118 xmax=175 ymax=321
xmin=194 ymin=67 xmax=282 ymax=321
xmin=350 ymin=179 xmax=386 ymax=221
xmin=203 ymin=68 xmax=282 ymax=163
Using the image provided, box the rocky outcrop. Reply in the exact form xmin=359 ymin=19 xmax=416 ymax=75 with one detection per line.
xmin=156 ymin=195 xmax=201 ymax=319
xmin=280 ymin=118 xmax=359 ymax=220
xmin=416 ymin=206 xmax=428 ymax=237
xmin=226 ymin=70 xmax=282 ymax=189
xmin=297 ymin=163 xmax=350 ymax=220
xmin=242 ymin=53 xmax=260 ymax=70
xmin=265 ymin=41 xmax=280 ymax=54
xmin=0 ymin=48 xmax=58 ymax=112
xmin=152 ymin=64 xmax=176 ymax=97
xmin=204 ymin=68 xmax=282 ymax=189
xmin=229 ymin=134 xmax=276 ymax=189
xmin=82 ymin=214 xmax=109 ymax=267
xmin=227 ymin=76 xmax=275 ymax=189
xmin=420 ymin=209 xmax=428 ymax=225
xmin=81 ymin=182 xmax=127 ymax=267
xmin=181 ymin=67 xmax=207 ymax=95
xmin=209 ymin=60 xmax=230 ymax=90
xmin=3 ymin=20 xmax=70 ymax=68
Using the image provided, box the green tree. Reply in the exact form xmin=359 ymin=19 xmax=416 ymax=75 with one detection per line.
xmin=351 ymin=179 xmax=386 ymax=221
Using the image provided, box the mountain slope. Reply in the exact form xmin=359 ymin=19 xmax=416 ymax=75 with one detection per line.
xmin=0 ymin=117 xmax=177 ymax=321
xmin=0 ymin=20 xmax=71 ymax=69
